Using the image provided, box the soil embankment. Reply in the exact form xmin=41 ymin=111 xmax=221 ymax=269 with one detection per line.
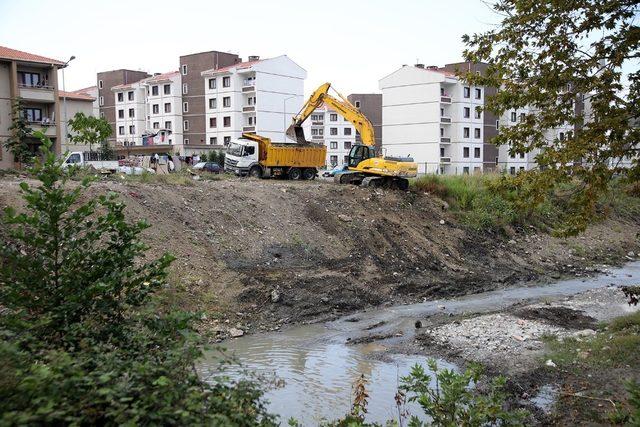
xmin=0 ymin=176 xmax=638 ymax=338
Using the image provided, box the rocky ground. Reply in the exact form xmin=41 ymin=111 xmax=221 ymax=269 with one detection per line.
xmin=0 ymin=174 xmax=638 ymax=340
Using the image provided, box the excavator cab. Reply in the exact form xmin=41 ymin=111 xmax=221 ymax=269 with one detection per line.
xmin=348 ymin=145 xmax=375 ymax=168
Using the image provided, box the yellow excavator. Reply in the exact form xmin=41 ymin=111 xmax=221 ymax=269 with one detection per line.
xmin=286 ymin=82 xmax=417 ymax=190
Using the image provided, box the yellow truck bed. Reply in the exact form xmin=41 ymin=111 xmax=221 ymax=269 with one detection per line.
xmin=261 ymin=143 xmax=327 ymax=169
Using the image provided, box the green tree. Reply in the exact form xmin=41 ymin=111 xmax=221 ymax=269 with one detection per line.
xmin=462 ymin=0 xmax=639 ymax=235
xmin=68 ymin=112 xmax=114 ymax=159
xmin=208 ymin=150 xmax=219 ymax=164
xmin=0 ymin=132 xmax=275 ymax=426
xmin=217 ymin=150 xmax=226 ymax=167
xmin=4 ymin=98 xmax=33 ymax=166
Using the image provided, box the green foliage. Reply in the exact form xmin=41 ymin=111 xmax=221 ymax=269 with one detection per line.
xmin=628 ymin=381 xmax=640 ymax=425
xmin=399 ymin=360 xmax=527 ymax=427
xmin=4 ymin=98 xmax=34 ymax=165
xmin=462 ymin=0 xmax=639 ymax=235
xmin=68 ymin=112 xmax=114 ymax=158
xmin=217 ymin=150 xmax=226 ymax=167
xmin=208 ymin=150 xmax=219 ymax=163
xmin=0 ymin=134 xmax=275 ymax=426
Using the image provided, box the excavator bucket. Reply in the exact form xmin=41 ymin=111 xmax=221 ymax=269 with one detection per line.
xmin=285 ymin=125 xmax=308 ymax=144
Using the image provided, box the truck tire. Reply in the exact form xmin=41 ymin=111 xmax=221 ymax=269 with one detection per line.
xmin=249 ymin=165 xmax=263 ymax=178
xmin=302 ymin=168 xmax=315 ymax=180
xmin=288 ymin=168 xmax=302 ymax=180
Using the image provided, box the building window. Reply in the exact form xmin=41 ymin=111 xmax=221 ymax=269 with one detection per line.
xmin=474 ymin=128 xmax=481 ymax=138
xmin=129 ymin=125 xmax=135 ymax=134
xmin=210 ymin=137 xmax=217 ymax=145
xmin=223 ymin=76 xmax=230 ymax=87
xmin=344 ymin=141 xmax=351 ymax=149
xmin=182 ymin=83 xmax=188 ymax=95
xmin=151 ymin=85 xmax=159 ymax=96
xmin=223 ymin=97 xmax=231 ymax=107
xmin=330 ymin=113 xmax=338 ymax=122
xmin=463 ymin=107 xmax=470 ymax=118
xmin=184 ymin=120 xmax=189 ymax=131
xmin=153 ymin=122 xmax=159 ymax=129
xmin=463 ymin=87 xmax=470 ymax=98
xmin=510 ymin=111 xmax=517 ymax=122
xmin=117 ymin=93 xmax=123 ymax=102
xmin=440 ymin=147 xmax=445 ymax=157
xmin=519 ymin=113 xmax=526 ymax=122
xmin=463 ymin=147 xmax=470 ymax=158
xmin=184 ymin=138 xmax=190 ymax=145
xmin=128 ymin=108 xmax=134 ymax=118
xmin=344 ymin=128 xmax=352 ymax=136
xmin=99 ymin=96 xmax=104 ymax=106
xmin=474 ymin=166 xmax=481 ymax=174
xmin=330 ymin=141 xmax=337 ymax=149
xmin=496 ymin=120 xmax=499 ymax=129
xmin=559 ymin=132 xmax=565 ymax=141
xmin=510 ymin=166 xmax=516 ymax=175
xmin=209 ymin=117 xmax=217 ymax=128
xmin=118 ymin=109 xmax=124 ymax=119
xmin=152 ymin=104 xmax=159 ymax=114
xmin=440 ymin=128 xmax=444 ymax=137
xmin=100 ymin=112 xmax=104 ymax=118
xmin=182 ymin=64 xmax=187 ymax=75
xmin=495 ymin=156 xmax=499 ymax=165
xmin=98 ymin=80 xmax=103 ymax=89
xmin=209 ymin=98 xmax=217 ymax=109
xmin=475 ymin=109 xmax=481 ymax=119
xmin=128 ymin=91 xmax=134 ymax=101
xmin=118 ymin=126 xmax=124 ymax=135
xmin=475 ymin=88 xmax=482 ymax=99
xmin=165 ymin=121 xmax=171 ymax=129
xmin=164 ymin=103 xmax=171 ymax=113
xmin=440 ymin=108 xmax=445 ymax=117
xmin=330 ymin=128 xmax=338 ymax=136
xmin=224 ymin=136 xmax=231 ymax=145
xmin=463 ymin=127 xmax=470 ymax=138
xmin=354 ymin=100 xmax=361 ymax=108
xmin=463 ymin=166 xmax=470 ymax=174
xmin=208 ymin=78 xmax=217 ymax=90
xmin=183 ymin=102 xmax=188 ymax=113
xmin=519 ymin=152 xmax=525 ymax=159
xmin=18 ymin=72 xmax=41 ymax=87
xmin=440 ymin=87 xmax=445 ymax=96
xmin=223 ymin=116 xmax=231 ymax=127
xmin=519 ymin=166 xmax=525 ymax=172
xmin=163 ymin=84 xmax=170 ymax=95
xmin=23 ymin=108 xmax=42 ymax=122
xmin=474 ymin=147 xmax=481 ymax=158
xmin=330 ymin=155 xmax=338 ymax=166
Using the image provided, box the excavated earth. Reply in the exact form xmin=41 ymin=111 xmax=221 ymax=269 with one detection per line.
xmin=0 ymin=175 xmax=638 ymax=339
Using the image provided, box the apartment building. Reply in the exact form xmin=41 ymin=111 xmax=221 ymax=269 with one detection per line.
xmin=179 ymin=51 xmax=241 ymax=147
xmin=143 ymin=71 xmax=183 ymax=147
xmin=58 ymin=89 xmax=96 ymax=152
xmin=379 ymin=63 xmax=486 ymax=175
xmin=112 ymin=81 xmax=147 ymax=147
xmin=71 ymin=85 xmax=99 ymax=117
xmin=347 ymin=93 xmax=382 ymax=152
xmin=0 ymin=45 xmax=65 ymax=169
xmin=201 ymin=55 xmax=306 ymax=146
xmin=304 ymin=104 xmax=356 ymax=168
xmin=97 ymin=69 xmax=150 ymax=144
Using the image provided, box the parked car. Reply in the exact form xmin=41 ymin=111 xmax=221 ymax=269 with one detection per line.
xmin=193 ymin=162 xmax=223 ymax=174
xmin=322 ymin=165 xmax=347 ymax=177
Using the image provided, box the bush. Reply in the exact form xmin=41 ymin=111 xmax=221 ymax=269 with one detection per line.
xmin=0 ymin=134 xmax=274 ymax=426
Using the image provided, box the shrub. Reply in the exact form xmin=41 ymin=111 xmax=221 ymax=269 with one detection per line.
xmin=0 ymin=134 xmax=274 ymax=426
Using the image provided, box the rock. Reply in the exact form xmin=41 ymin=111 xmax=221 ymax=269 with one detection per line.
xmin=229 ymin=327 xmax=244 ymax=338
xmin=628 ymin=251 xmax=635 ymax=257
xmin=545 ymin=359 xmax=557 ymax=368
xmin=415 ymin=320 xmax=423 ymax=329
xmin=574 ymin=329 xmax=597 ymax=337
xmin=338 ymin=214 xmax=352 ymax=222
xmin=438 ymin=305 xmax=446 ymax=310
xmin=439 ymin=219 xmax=445 ymax=225
xmin=441 ymin=201 xmax=449 ymax=211
xmin=270 ymin=289 xmax=281 ymax=303
xmin=508 ymin=239 xmax=517 ymax=245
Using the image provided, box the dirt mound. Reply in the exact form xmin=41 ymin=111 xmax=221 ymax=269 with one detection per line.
xmin=514 ymin=306 xmax=597 ymax=329
xmin=0 ymin=176 xmax=637 ymax=336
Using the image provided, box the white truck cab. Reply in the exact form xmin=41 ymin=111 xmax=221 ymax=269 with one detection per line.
xmin=224 ymin=140 xmax=258 ymax=176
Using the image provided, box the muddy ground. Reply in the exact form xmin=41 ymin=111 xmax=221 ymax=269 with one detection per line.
xmin=0 ymin=175 xmax=638 ymax=340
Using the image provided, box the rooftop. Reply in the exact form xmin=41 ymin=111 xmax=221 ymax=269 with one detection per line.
xmin=59 ymin=90 xmax=95 ymax=101
xmin=0 ymin=45 xmax=65 ymax=66
xmin=202 ymin=58 xmax=266 ymax=75
xmin=141 ymin=71 xmax=180 ymax=84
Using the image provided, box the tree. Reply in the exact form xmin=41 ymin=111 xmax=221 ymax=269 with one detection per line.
xmin=67 ymin=112 xmax=114 ymax=158
xmin=4 ymin=98 xmax=33 ymax=166
xmin=462 ymin=0 xmax=639 ymax=235
xmin=217 ymin=150 xmax=226 ymax=167
xmin=208 ymin=150 xmax=219 ymax=164
xmin=0 ymin=132 xmax=275 ymax=425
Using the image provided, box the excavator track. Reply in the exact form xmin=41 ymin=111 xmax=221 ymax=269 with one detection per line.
xmin=337 ymin=173 xmax=409 ymax=191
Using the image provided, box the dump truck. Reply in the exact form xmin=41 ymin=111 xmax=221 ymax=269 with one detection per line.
xmin=224 ymin=133 xmax=326 ymax=180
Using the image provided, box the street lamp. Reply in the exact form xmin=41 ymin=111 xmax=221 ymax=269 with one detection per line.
xmin=283 ymin=94 xmax=298 ymax=142
xmin=61 ymin=55 xmax=76 ymax=146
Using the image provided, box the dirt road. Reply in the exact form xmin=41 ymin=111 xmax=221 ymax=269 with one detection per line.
xmin=0 ymin=175 xmax=638 ymax=338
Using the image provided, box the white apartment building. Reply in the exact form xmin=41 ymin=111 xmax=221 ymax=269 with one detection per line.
xmin=303 ymin=105 xmax=356 ymax=168
xmin=112 ymin=71 xmax=183 ymax=147
xmin=201 ymin=55 xmax=306 ymax=146
xmin=379 ymin=64 xmax=485 ymax=175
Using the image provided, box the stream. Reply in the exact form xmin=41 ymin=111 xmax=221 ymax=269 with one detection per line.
xmin=200 ymin=261 xmax=640 ymax=425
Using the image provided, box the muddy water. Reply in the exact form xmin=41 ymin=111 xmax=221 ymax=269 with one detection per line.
xmin=200 ymin=261 xmax=640 ymax=425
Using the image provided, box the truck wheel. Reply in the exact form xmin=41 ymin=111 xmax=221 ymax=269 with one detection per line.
xmin=302 ymin=168 xmax=315 ymax=180
xmin=249 ymin=166 xmax=262 ymax=178
xmin=288 ymin=168 xmax=301 ymax=180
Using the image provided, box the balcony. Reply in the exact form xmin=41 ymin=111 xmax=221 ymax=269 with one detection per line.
xmin=440 ymin=96 xmax=451 ymax=103
xmin=440 ymin=117 xmax=452 ymax=124
xmin=311 ymin=135 xmax=324 ymax=140
xmin=440 ymin=157 xmax=451 ymax=164
xmin=311 ymin=121 xmax=324 ymax=126
xmin=243 ymin=126 xmax=256 ymax=133
xmin=19 ymin=84 xmax=55 ymax=103
xmin=440 ymin=137 xmax=451 ymax=143
xmin=29 ymin=121 xmax=57 ymax=138
xmin=242 ymin=105 xmax=256 ymax=112
xmin=242 ymin=79 xmax=256 ymax=92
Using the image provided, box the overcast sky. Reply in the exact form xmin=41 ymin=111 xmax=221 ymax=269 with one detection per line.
xmin=0 ymin=0 xmax=499 ymax=95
